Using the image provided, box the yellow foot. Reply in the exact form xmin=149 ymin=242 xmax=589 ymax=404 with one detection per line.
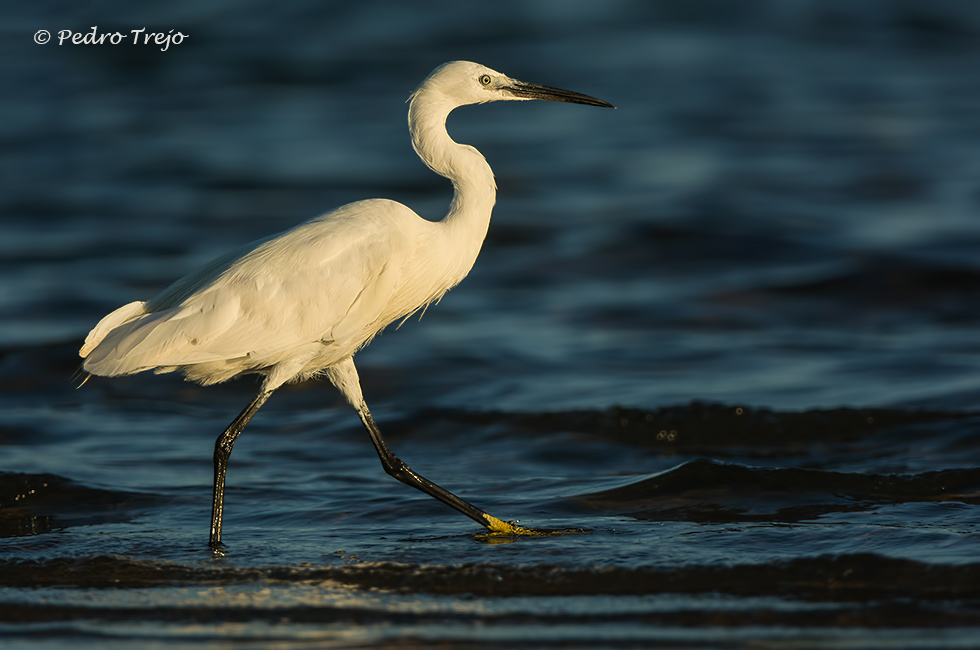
xmin=483 ymin=514 xmax=546 ymax=536
xmin=480 ymin=514 xmax=586 ymax=537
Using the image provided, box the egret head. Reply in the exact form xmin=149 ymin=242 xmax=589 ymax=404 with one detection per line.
xmin=415 ymin=61 xmax=614 ymax=109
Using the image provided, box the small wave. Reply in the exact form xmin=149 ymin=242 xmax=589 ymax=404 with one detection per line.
xmin=569 ymin=459 xmax=980 ymax=523
xmin=711 ymin=255 xmax=980 ymax=324
xmin=1 ymin=553 xmax=979 ymax=601
xmin=0 ymin=472 xmax=159 ymax=538
xmin=437 ymin=402 xmax=979 ymax=458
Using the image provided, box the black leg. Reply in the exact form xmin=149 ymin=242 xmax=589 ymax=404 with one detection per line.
xmin=210 ymin=389 xmax=273 ymax=549
xmin=354 ymin=406 xmax=538 ymax=535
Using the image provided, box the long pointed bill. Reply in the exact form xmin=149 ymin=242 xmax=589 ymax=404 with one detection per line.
xmin=504 ymin=81 xmax=615 ymax=108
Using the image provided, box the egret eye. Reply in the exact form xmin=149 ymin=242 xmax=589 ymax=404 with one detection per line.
xmin=479 ymin=74 xmax=492 ymax=86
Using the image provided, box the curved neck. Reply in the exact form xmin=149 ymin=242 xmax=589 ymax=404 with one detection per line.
xmin=408 ymin=92 xmax=497 ymax=253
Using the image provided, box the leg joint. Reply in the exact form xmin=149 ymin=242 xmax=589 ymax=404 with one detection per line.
xmin=380 ymin=454 xmax=413 ymax=482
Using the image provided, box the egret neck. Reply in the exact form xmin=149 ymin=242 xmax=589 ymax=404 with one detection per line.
xmin=408 ymin=87 xmax=497 ymax=286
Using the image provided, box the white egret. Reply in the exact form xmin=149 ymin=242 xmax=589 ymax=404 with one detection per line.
xmin=79 ymin=61 xmax=614 ymax=548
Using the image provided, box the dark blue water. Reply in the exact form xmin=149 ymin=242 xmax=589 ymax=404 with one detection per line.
xmin=4 ymin=1 xmax=980 ymax=647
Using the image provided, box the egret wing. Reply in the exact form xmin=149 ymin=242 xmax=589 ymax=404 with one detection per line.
xmin=82 ymin=200 xmax=415 ymax=377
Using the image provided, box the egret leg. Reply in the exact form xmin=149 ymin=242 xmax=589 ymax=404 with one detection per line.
xmin=354 ymin=405 xmax=537 ymax=535
xmin=210 ymin=389 xmax=273 ymax=549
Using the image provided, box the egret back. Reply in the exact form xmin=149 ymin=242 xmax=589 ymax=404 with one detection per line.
xmin=80 ymin=200 xmax=452 ymax=386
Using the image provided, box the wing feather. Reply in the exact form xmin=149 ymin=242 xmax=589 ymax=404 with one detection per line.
xmin=82 ymin=200 xmax=416 ymax=379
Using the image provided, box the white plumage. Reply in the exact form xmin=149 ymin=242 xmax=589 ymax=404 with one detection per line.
xmin=80 ymin=61 xmax=613 ymax=548
xmin=82 ymin=199 xmax=455 ymax=388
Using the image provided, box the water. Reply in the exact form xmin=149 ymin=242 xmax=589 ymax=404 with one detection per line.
xmin=3 ymin=1 xmax=980 ymax=647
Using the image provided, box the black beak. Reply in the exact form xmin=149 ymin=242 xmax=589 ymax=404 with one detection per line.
xmin=505 ymin=81 xmax=615 ymax=108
